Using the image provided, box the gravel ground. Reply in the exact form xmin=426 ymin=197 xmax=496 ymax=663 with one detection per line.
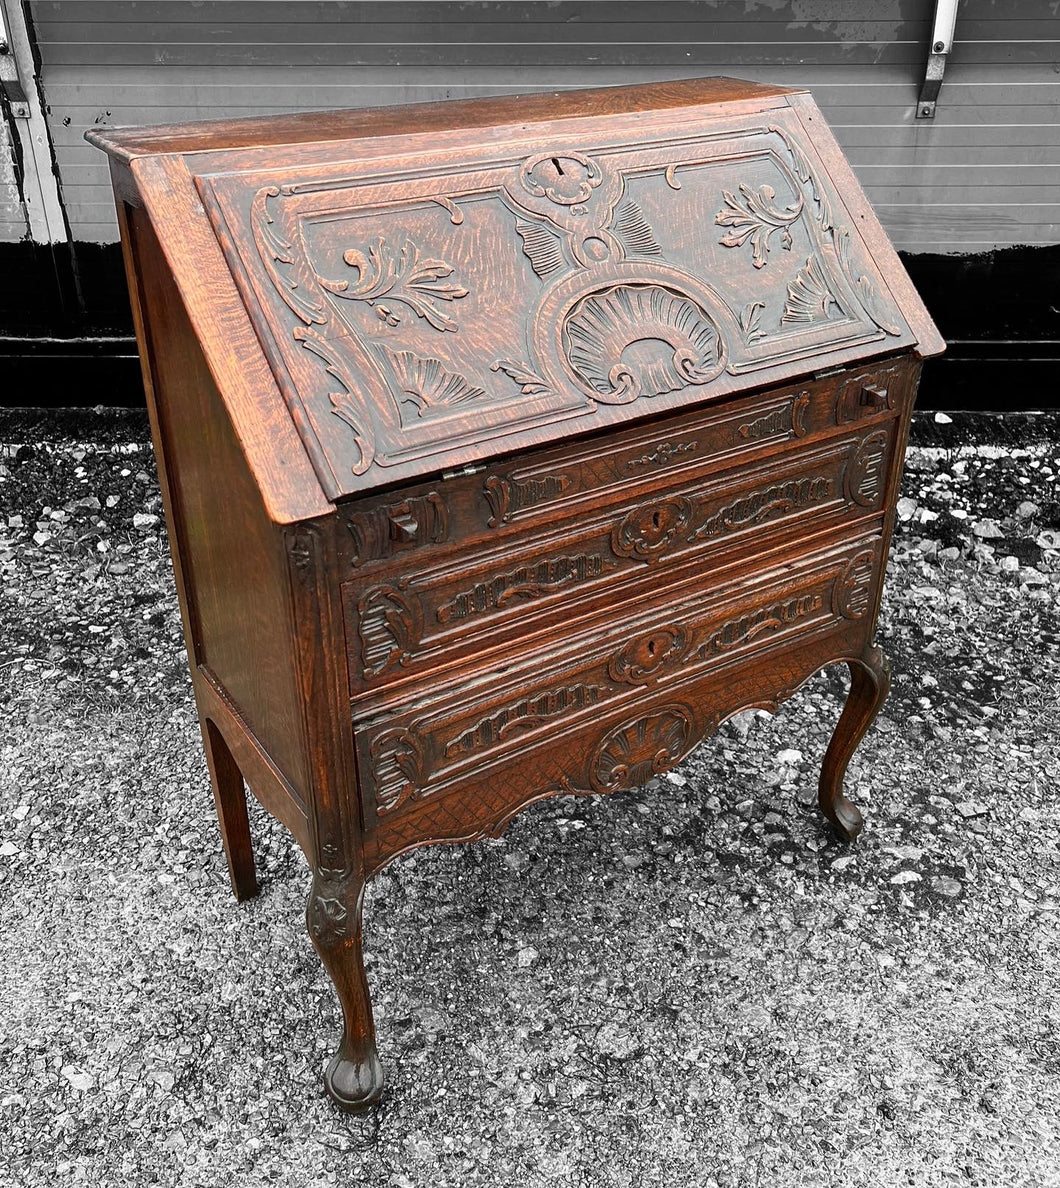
xmin=1 ymin=408 xmax=1059 ymax=1188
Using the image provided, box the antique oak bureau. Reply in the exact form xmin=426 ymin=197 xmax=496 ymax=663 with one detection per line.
xmin=88 ymin=77 xmax=942 ymax=1111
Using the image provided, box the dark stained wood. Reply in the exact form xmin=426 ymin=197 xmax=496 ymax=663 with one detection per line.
xmin=88 ymin=78 xmax=942 ymax=1113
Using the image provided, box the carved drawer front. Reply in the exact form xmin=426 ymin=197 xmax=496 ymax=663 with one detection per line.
xmin=337 ymin=356 xmax=915 ymax=571
xmin=354 ymin=532 xmax=883 ymax=831
xmin=343 ymin=421 xmax=897 ymax=694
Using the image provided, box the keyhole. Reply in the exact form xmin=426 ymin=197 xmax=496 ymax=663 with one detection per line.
xmin=647 ymin=640 xmax=657 ymax=657
xmin=551 ymin=156 xmax=565 ymax=175
xmin=651 ymin=511 xmax=662 ymax=530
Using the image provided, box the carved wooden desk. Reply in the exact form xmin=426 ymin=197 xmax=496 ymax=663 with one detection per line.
xmin=88 ymin=77 xmax=942 ymax=1111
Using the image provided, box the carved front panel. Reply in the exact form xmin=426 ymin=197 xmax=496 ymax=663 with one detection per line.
xmin=352 ymin=534 xmax=883 ymax=824
xmin=197 ymin=108 xmax=911 ymax=497
xmin=342 ymin=424 xmax=895 ymax=693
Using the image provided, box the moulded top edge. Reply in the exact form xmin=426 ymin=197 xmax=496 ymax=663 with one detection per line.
xmin=83 ymin=76 xmax=803 ymax=164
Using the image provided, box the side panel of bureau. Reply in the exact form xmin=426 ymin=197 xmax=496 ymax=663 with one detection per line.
xmin=124 ymin=202 xmax=312 ymax=806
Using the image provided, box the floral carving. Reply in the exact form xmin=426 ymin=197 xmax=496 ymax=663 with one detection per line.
xmin=369 ymin=727 xmax=430 ymax=814
xmin=738 ymin=405 xmax=788 ymax=443
xmin=445 ymin=685 xmax=607 ymax=759
xmin=491 ymin=358 xmax=553 ymax=398
xmin=836 ymin=228 xmax=902 ymax=337
xmin=520 ymin=151 xmax=603 ymax=207
xmin=564 ymin=284 xmax=724 ymax=404
xmin=293 ymin=326 xmax=375 ymax=475
xmin=320 ymin=236 xmax=469 ymax=333
xmin=379 ymin=346 xmax=486 ymax=420
xmin=767 ymin=126 xmax=901 ymax=338
xmin=307 ymin=891 xmax=349 ymax=945
xmin=608 ymin=626 xmax=690 ymax=685
xmin=715 ymin=183 xmax=803 ymax=269
xmin=834 ymin=547 xmax=878 ymax=620
xmin=741 ymin=300 xmax=767 ymax=344
xmin=358 ymin=585 xmax=422 ymax=676
xmin=611 ymin=497 xmax=693 ymax=562
xmin=626 ymin=441 xmax=699 ymax=470
xmin=782 ymin=256 xmax=836 ymax=326
xmin=252 ymin=186 xmax=328 ymax=325
xmin=700 ymin=593 xmax=824 ymax=657
xmin=590 ymin=705 xmax=694 ymax=793
xmin=437 ymin=554 xmax=616 ymax=623
xmin=691 ymin=475 xmax=834 ymax=541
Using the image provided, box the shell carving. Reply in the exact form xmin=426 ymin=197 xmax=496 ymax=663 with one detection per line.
xmin=563 ymin=284 xmax=724 ymax=405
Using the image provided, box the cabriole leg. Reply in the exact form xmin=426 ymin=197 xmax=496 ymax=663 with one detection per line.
xmin=202 ymin=717 xmax=258 ymax=901
xmin=308 ymin=869 xmax=384 ymax=1112
xmin=819 ymin=644 xmax=892 ymax=842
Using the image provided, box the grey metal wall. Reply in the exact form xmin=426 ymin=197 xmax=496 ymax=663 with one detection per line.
xmin=26 ymin=0 xmax=1060 ymax=252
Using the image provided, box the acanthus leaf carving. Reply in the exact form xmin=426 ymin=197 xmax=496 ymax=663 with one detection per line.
xmin=699 ymin=592 xmax=825 ymax=657
xmin=835 ymin=228 xmax=903 ymax=337
xmin=437 ymin=554 xmax=617 ymax=623
xmin=590 ymin=705 xmax=694 ymax=793
xmin=293 ymin=326 xmax=376 ymax=475
xmin=251 ymin=186 xmax=328 ymax=326
xmin=690 ymin=475 xmax=834 ymax=541
xmin=358 ymin=584 xmax=422 ymax=676
xmin=369 ymin=726 xmax=431 ymax=815
xmin=490 ymin=358 xmax=554 ymax=399
xmin=767 ymin=126 xmax=901 ymax=338
xmin=321 ymin=236 xmax=469 ymax=333
xmin=715 ymin=183 xmax=803 ymax=269
xmin=782 ymin=256 xmax=837 ymax=326
xmin=379 ymin=345 xmax=486 ymax=420
xmin=741 ymin=300 xmax=768 ymax=344
xmin=445 ymin=684 xmax=608 ymax=759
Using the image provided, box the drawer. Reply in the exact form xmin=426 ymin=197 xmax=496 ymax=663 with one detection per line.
xmin=335 ymin=355 xmax=913 ymax=574
xmin=353 ymin=531 xmax=884 ymax=830
xmin=341 ymin=419 xmax=898 ymax=694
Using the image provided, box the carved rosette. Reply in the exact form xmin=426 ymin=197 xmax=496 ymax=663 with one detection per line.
xmin=834 ymin=547 xmax=878 ymax=620
xmin=611 ymin=497 xmax=693 ymax=562
xmin=358 ymin=585 xmax=422 ymax=676
xmin=608 ymin=626 xmax=690 ymax=685
xmin=590 ymin=705 xmax=694 ymax=793
xmin=563 ymin=284 xmax=725 ymax=404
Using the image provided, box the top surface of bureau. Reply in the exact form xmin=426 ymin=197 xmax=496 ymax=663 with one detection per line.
xmin=87 ymin=77 xmax=943 ymax=507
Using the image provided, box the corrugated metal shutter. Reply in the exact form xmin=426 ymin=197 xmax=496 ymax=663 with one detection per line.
xmin=29 ymin=0 xmax=1060 ymax=252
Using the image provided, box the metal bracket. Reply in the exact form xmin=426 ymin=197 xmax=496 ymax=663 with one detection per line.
xmin=917 ymin=0 xmax=959 ymax=119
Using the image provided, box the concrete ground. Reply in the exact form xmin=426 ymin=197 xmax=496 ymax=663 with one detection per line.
xmin=1 ymin=409 xmax=1058 ymax=1188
